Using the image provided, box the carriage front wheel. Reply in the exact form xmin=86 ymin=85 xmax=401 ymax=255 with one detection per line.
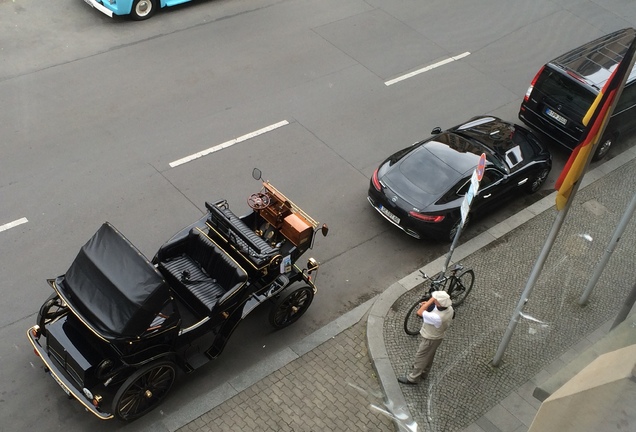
xmin=269 ymin=285 xmax=314 ymax=329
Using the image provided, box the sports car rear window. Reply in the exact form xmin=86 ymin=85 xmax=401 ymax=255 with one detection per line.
xmin=399 ymin=146 xmax=459 ymax=194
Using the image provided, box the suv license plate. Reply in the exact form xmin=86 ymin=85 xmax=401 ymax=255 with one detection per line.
xmin=545 ymin=108 xmax=567 ymax=125
xmin=379 ymin=205 xmax=400 ymax=224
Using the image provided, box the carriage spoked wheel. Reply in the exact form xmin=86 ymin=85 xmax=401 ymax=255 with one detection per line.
xmin=269 ymin=286 xmax=314 ymax=329
xmin=112 ymin=360 xmax=176 ymax=422
xmin=247 ymin=193 xmax=271 ymax=210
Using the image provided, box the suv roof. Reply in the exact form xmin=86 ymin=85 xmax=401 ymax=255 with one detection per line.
xmin=550 ymin=27 xmax=636 ymax=91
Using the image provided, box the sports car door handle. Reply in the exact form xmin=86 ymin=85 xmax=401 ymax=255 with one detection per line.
xmin=483 ymin=194 xmax=491 ymax=198
xmin=518 ymin=178 xmax=528 ymax=186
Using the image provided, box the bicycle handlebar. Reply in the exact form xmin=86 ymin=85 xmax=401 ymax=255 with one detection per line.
xmin=419 ymin=264 xmax=464 ymax=280
xmin=419 ymin=269 xmax=445 ymax=283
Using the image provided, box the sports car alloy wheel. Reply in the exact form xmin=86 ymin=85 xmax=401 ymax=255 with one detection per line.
xmin=592 ymin=134 xmax=614 ymax=161
xmin=526 ymin=168 xmax=549 ymax=193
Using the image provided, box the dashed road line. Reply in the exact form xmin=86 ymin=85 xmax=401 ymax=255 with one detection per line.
xmin=0 ymin=217 xmax=28 ymax=233
xmin=169 ymin=120 xmax=290 ymax=168
xmin=385 ymin=52 xmax=471 ymax=86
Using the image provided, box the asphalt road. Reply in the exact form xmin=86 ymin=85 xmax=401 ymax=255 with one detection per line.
xmin=1 ymin=0 xmax=634 ymax=430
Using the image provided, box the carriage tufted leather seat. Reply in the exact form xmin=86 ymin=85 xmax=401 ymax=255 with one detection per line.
xmin=158 ymin=229 xmax=247 ymax=316
xmin=206 ymin=201 xmax=279 ymax=268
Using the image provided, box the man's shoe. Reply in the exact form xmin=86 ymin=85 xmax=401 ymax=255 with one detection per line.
xmin=397 ymin=376 xmax=417 ymax=385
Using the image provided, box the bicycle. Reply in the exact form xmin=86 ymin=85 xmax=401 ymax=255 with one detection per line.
xmin=403 ymin=264 xmax=475 ymax=335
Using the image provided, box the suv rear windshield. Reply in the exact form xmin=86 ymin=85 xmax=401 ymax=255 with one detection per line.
xmin=536 ymin=67 xmax=596 ymax=123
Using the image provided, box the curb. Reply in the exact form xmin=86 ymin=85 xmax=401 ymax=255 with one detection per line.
xmin=366 ymin=145 xmax=636 ymax=429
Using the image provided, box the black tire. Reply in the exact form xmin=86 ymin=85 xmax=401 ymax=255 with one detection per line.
xmin=111 ymin=360 xmax=176 ymax=422
xmin=130 ymin=0 xmax=156 ymax=20
xmin=525 ymin=168 xmax=549 ymax=194
xmin=447 ymin=269 xmax=474 ymax=307
xmin=404 ymin=300 xmax=424 ymax=335
xmin=269 ymin=286 xmax=314 ymax=329
xmin=592 ymin=134 xmax=615 ymax=161
xmin=37 ymin=293 xmax=67 ymax=337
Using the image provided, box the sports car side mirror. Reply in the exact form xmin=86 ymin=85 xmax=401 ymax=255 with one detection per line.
xmin=431 ymin=127 xmax=442 ymax=135
xmin=252 ymin=168 xmax=262 ymax=181
xmin=321 ymin=224 xmax=329 ymax=237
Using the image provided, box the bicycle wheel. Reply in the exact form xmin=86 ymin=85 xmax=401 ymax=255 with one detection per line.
xmin=448 ymin=269 xmax=474 ymax=307
xmin=404 ymin=299 xmax=424 ymax=335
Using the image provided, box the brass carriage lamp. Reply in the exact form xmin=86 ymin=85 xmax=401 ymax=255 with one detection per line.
xmin=306 ymin=258 xmax=320 ymax=274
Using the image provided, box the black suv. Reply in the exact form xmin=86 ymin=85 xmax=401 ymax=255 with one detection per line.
xmin=519 ymin=28 xmax=636 ymax=161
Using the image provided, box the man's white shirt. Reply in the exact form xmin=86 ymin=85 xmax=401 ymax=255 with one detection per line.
xmin=421 ymin=308 xmax=442 ymax=328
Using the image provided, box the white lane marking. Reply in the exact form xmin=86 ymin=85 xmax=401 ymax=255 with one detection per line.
xmin=384 ymin=52 xmax=471 ymax=86
xmin=169 ymin=120 xmax=290 ymax=168
xmin=0 ymin=217 xmax=28 ymax=232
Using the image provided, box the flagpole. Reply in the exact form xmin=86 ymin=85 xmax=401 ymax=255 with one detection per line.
xmin=491 ymin=149 xmax=593 ymax=367
xmin=578 ymin=192 xmax=636 ymax=305
xmin=491 ymin=31 xmax=636 ymax=366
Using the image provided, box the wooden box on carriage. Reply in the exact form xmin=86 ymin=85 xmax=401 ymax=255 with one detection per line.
xmin=259 ymin=183 xmax=291 ymax=229
xmin=281 ymin=213 xmax=312 ymax=246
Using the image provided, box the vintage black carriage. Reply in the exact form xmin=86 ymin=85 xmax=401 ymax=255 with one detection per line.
xmin=27 ymin=169 xmax=328 ymax=421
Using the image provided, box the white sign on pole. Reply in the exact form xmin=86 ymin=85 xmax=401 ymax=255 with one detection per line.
xmin=460 ymin=198 xmax=470 ymax=224
xmin=459 ymin=153 xmax=487 ymax=225
xmin=466 ymin=183 xmax=475 ymax=205
xmin=445 ymin=153 xmax=488 ymax=272
xmin=470 ymin=171 xmax=480 ymax=195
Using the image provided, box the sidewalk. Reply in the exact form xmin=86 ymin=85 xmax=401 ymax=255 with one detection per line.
xmin=172 ymin=145 xmax=636 ymax=432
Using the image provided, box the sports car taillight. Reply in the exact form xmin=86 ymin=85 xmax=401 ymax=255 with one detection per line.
xmin=408 ymin=212 xmax=445 ymax=223
xmin=524 ymin=66 xmax=544 ymax=102
xmin=372 ymin=168 xmax=382 ymax=191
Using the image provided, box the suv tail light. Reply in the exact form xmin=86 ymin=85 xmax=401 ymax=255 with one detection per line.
xmin=524 ymin=66 xmax=544 ymax=102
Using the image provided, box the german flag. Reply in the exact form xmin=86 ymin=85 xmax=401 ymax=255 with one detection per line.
xmin=555 ymin=29 xmax=636 ymax=210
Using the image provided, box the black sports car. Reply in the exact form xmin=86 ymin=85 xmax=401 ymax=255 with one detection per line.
xmin=368 ymin=116 xmax=552 ymax=241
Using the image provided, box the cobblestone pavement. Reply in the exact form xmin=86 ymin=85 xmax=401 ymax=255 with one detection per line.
xmin=382 ymin=155 xmax=636 ymax=431
xmin=176 ymin=319 xmax=393 ymax=432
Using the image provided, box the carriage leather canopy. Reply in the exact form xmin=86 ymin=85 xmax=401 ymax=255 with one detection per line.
xmin=62 ymin=222 xmax=170 ymax=339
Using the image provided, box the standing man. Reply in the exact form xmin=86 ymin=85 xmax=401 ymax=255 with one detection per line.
xmin=398 ymin=290 xmax=454 ymax=385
